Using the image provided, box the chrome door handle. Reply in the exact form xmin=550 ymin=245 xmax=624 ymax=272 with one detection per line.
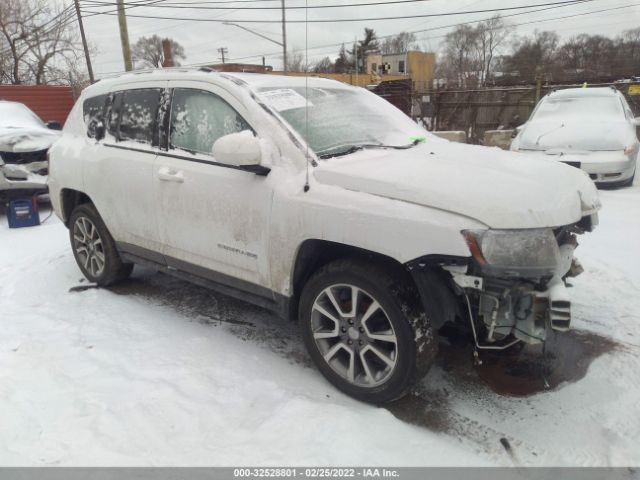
xmin=157 ymin=167 xmax=184 ymax=183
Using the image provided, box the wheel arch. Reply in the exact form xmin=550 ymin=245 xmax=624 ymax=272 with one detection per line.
xmin=60 ymin=188 xmax=93 ymax=226
xmin=288 ymin=239 xmax=416 ymax=321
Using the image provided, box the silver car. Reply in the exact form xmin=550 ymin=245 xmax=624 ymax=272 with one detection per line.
xmin=511 ymin=87 xmax=639 ymax=187
xmin=0 ymin=100 xmax=61 ymax=202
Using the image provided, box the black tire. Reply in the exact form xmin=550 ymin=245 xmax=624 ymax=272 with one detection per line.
xmin=68 ymin=203 xmax=133 ymax=286
xmin=299 ymin=258 xmax=437 ymax=404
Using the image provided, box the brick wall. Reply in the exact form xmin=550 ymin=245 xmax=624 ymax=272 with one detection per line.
xmin=0 ymin=85 xmax=75 ymax=124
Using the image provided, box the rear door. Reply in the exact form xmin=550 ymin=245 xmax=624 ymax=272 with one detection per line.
xmin=83 ymin=84 xmax=166 ymax=258
xmin=153 ymin=81 xmax=274 ymax=292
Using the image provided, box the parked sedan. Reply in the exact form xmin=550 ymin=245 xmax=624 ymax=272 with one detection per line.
xmin=0 ymin=100 xmax=61 ymax=202
xmin=511 ymin=87 xmax=639 ymax=187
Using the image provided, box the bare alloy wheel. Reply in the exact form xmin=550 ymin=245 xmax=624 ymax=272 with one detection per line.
xmin=311 ymin=284 xmax=398 ymax=388
xmin=300 ymin=259 xmax=437 ymax=404
xmin=73 ymin=216 xmax=106 ymax=278
xmin=68 ymin=203 xmax=133 ymax=286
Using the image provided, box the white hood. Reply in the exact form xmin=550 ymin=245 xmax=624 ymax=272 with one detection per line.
xmin=0 ymin=126 xmax=60 ymax=153
xmin=517 ymin=120 xmax=635 ymax=152
xmin=313 ymin=142 xmax=600 ymax=229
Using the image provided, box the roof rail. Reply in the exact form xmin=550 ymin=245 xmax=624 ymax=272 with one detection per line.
xmin=98 ymin=66 xmax=217 ymax=80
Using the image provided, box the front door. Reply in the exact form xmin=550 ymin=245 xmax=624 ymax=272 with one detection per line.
xmin=153 ymin=82 xmax=274 ymax=292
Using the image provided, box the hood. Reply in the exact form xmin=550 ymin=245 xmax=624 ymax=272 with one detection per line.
xmin=313 ymin=142 xmax=600 ymax=229
xmin=0 ymin=126 xmax=60 ymax=153
xmin=517 ymin=120 xmax=635 ymax=152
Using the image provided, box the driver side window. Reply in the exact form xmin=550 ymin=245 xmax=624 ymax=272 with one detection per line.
xmin=169 ymin=88 xmax=250 ymax=156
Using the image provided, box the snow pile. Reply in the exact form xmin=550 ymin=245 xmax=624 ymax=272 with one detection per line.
xmin=0 ymin=215 xmax=484 ymax=466
xmin=0 ymin=183 xmax=639 ymax=466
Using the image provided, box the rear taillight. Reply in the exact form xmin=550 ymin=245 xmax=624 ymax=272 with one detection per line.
xmin=624 ymin=146 xmax=636 ymax=156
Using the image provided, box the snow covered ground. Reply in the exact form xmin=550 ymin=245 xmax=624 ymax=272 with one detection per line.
xmin=1 ymin=183 xmax=639 ymax=466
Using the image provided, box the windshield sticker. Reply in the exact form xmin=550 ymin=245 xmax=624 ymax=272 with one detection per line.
xmin=259 ymin=89 xmax=312 ymax=112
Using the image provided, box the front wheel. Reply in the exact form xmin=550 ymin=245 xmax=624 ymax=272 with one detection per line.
xmin=69 ymin=203 xmax=133 ymax=286
xmin=299 ymin=259 xmax=437 ymax=404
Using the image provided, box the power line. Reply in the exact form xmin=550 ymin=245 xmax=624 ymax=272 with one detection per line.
xmin=92 ymin=0 xmax=636 ymax=75
xmin=195 ymin=0 xmax=602 ymax=63
xmin=79 ymin=0 xmax=597 ymax=23
xmin=81 ymin=0 xmax=514 ymax=11
xmin=0 ymin=7 xmax=77 ymax=58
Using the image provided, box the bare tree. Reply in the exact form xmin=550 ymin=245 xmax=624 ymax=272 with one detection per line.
xmin=474 ymin=15 xmax=513 ymax=85
xmin=286 ymin=49 xmax=307 ymax=72
xmin=0 ymin=0 xmax=85 ymax=85
xmin=437 ymin=25 xmax=480 ymax=87
xmin=503 ymin=31 xmax=560 ymax=82
xmin=312 ymin=56 xmax=334 ymax=73
xmin=380 ymin=32 xmax=418 ymax=54
xmin=132 ymin=35 xmax=186 ymax=69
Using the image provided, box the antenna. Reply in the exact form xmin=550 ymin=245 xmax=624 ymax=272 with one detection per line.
xmin=303 ymin=0 xmax=310 ymax=193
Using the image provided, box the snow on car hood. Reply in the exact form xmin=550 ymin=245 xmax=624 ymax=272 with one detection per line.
xmin=313 ymin=142 xmax=600 ymax=229
xmin=0 ymin=126 xmax=60 ymax=153
xmin=517 ymin=120 xmax=635 ymax=152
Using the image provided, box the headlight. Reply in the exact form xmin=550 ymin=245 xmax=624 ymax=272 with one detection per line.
xmin=462 ymin=228 xmax=560 ymax=278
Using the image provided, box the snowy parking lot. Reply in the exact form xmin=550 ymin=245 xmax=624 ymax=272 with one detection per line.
xmin=1 ymin=183 xmax=639 ymax=467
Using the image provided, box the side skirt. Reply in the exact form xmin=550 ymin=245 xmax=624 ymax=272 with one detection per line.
xmin=116 ymin=242 xmax=292 ymax=320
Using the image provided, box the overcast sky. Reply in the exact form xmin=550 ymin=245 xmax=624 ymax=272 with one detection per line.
xmin=73 ymin=0 xmax=640 ymax=77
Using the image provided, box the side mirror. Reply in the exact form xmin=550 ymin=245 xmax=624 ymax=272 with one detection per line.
xmin=511 ymin=124 xmax=524 ymax=139
xmin=87 ymin=119 xmax=105 ymax=140
xmin=631 ymin=117 xmax=640 ymax=127
xmin=46 ymin=120 xmax=62 ymax=130
xmin=212 ymin=130 xmax=263 ymax=168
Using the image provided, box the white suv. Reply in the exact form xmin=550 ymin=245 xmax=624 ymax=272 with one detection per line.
xmin=49 ymin=70 xmax=601 ymax=403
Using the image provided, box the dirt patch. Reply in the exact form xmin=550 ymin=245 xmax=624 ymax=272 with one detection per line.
xmin=388 ymin=329 xmax=621 ymax=441
xmin=440 ymin=329 xmax=621 ymax=397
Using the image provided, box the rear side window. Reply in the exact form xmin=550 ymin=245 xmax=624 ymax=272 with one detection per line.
xmin=118 ymin=88 xmax=162 ymax=144
xmin=169 ymin=88 xmax=250 ymax=156
xmin=83 ymin=94 xmax=108 ymax=138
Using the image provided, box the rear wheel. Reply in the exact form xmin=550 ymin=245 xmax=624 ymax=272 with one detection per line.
xmin=69 ymin=203 xmax=133 ymax=286
xmin=299 ymin=259 xmax=437 ymax=404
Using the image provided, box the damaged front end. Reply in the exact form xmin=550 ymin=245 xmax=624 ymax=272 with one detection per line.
xmin=410 ymin=214 xmax=597 ymax=348
xmin=0 ymin=150 xmax=49 ymax=201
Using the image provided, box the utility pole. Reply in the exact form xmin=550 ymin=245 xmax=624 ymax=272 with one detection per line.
xmin=354 ymin=36 xmax=358 ymax=87
xmin=218 ymin=47 xmax=228 ymax=64
xmin=281 ymin=0 xmax=287 ymax=74
xmin=116 ymin=0 xmax=133 ymax=71
xmin=73 ymin=0 xmax=94 ymax=83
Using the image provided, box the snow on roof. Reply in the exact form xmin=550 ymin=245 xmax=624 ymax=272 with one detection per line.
xmin=87 ymin=69 xmax=352 ymax=99
xmin=222 ymin=72 xmax=354 ymax=90
xmin=548 ymin=87 xmax=620 ymax=98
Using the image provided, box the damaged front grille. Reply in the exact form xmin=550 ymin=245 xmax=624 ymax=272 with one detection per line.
xmin=550 ymin=299 xmax=571 ymax=331
xmin=0 ymin=149 xmax=48 ymax=165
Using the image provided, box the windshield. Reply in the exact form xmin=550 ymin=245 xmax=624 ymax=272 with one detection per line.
xmin=257 ymin=85 xmax=428 ymax=158
xmin=0 ymin=102 xmax=45 ymax=129
xmin=532 ymin=96 xmax=624 ymax=122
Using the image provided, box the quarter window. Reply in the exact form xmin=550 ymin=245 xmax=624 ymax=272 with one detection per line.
xmin=169 ymin=88 xmax=250 ymax=156
xmin=118 ymin=88 xmax=162 ymax=144
xmin=83 ymin=94 xmax=108 ymax=136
